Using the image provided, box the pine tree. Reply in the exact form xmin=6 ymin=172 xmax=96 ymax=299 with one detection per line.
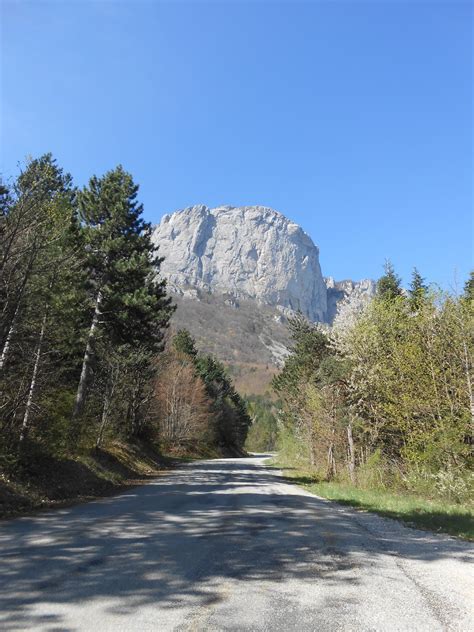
xmin=167 ymin=331 xmax=251 ymax=451
xmin=463 ymin=271 xmax=474 ymax=303
xmin=376 ymin=260 xmax=403 ymax=301
xmin=409 ymin=267 xmax=428 ymax=310
xmin=0 ymin=154 xmax=76 ymax=373
xmin=0 ymin=156 xmax=83 ymax=453
xmin=272 ymin=313 xmax=328 ymax=402
xmin=173 ymin=329 xmax=198 ymax=358
xmin=72 ymin=166 xmax=173 ymax=423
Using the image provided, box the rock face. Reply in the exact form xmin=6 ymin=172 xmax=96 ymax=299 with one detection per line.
xmin=152 ymin=205 xmax=328 ymax=322
xmin=325 ymin=277 xmax=376 ymax=324
xmin=151 ymin=205 xmax=376 ymax=391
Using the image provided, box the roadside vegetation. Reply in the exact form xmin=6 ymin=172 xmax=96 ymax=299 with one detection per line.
xmin=0 ymin=155 xmax=250 ymax=516
xmin=245 ymin=395 xmax=279 ymax=452
xmin=271 ymin=263 xmax=474 ymax=539
xmin=271 ymin=459 xmax=474 ymax=540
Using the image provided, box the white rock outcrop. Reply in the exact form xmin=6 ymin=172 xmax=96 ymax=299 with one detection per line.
xmin=325 ymin=277 xmax=376 ymax=326
xmin=152 ymin=205 xmax=328 ymax=322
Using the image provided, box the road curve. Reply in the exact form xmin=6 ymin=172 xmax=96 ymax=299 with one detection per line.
xmin=0 ymin=455 xmax=472 ymax=631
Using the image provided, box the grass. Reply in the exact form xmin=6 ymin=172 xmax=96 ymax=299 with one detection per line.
xmin=269 ymin=460 xmax=474 ymax=541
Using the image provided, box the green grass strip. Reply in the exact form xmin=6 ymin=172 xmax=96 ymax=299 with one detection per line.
xmin=269 ymin=461 xmax=474 ymax=541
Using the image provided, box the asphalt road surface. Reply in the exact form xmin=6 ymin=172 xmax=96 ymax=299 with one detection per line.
xmin=1 ymin=455 xmax=473 ymax=631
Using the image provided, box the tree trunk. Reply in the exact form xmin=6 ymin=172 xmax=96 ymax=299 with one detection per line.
xmin=326 ymin=442 xmax=336 ymax=480
xmin=19 ymin=311 xmax=47 ymax=443
xmin=0 ymin=247 xmax=36 ymax=372
xmin=96 ymin=386 xmax=111 ymax=448
xmin=72 ymin=289 xmax=102 ymax=420
xmin=347 ymin=419 xmax=356 ymax=484
xmin=309 ymin=439 xmax=316 ymax=467
xmin=0 ymin=301 xmax=20 ymax=372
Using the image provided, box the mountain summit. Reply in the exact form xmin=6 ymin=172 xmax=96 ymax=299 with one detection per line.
xmin=152 ymin=204 xmax=328 ymax=322
xmin=151 ymin=205 xmax=374 ymax=391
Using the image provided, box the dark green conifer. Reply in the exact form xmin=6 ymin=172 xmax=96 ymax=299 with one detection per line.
xmin=408 ymin=267 xmax=428 ymax=310
xmin=72 ymin=165 xmax=173 ymax=421
xmin=376 ymin=260 xmax=403 ymax=300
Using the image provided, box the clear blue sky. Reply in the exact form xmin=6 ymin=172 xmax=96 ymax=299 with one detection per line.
xmin=1 ymin=0 xmax=472 ymax=288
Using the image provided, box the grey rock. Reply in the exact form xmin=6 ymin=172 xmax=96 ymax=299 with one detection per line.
xmin=152 ymin=205 xmax=376 ymax=385
xmin=325 ymin=277 xmax=376 ymax=324
xmin=152 ymin=205 xmax=328 ymax=322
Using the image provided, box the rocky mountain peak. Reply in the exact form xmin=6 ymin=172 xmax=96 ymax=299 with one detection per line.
xmin=152 ymin=205 xmax=328 ymax=322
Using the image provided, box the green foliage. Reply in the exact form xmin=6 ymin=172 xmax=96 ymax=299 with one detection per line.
xmin=408 ymin=267 xmax=428 ymax=311
xmin=78 ymin=165 xmax=173 ymax=350
xmin=276 ymin=426 xmax=312 ymax=467
xmin=196 ymin=354 xmax=251 ymax=451
xmin=33 ymin=389 xmax=76 ymax=456
xmin=463 ymin=271 xmax=474 ymax=303
xmin=0 ymin=155 xmax=174 ymax=469
xmin=166 ymin=329 xmax=251 ymax=452
xmin=244 ymin=395 xmax=279 ymax=452
xmin=272 ymin=314 xmax=330 ymax=439
xmin=274 ymin=265 xmax=474 ymax=505
xmin=273 ymin=313 xmax=328 ymax=397
xmin=173 ymin=329 xmax=198 ymax=358
xmin=277 ymin=462 xmax=474 ymax=540
xmin=0 ymin=154 xmax=84 ymax=456
xmin=376 ymin=259 xmax=403 ymax=300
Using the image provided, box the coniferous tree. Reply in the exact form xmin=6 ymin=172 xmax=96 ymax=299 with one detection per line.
xmin=165 ymin=329 xmax=251 ymax=452
xmin=376 ymin=260 xmax=403 ymax=301
xmin=0 ymin=155 xmax=76 ymax=373
xmin=409 ymin=267 xmax=428 ymax=310
xmin=273 ymin=313 xmax=328 ymax=406
xmin=72 ymin=166 xmax=173 ymax=425
xmin=0 ymin=155 xmax=81 ymax=453
xmin=463 ymin=271 xmax=474 ymax=303
xmin=173 ymin=329 xmax=198 ymax=358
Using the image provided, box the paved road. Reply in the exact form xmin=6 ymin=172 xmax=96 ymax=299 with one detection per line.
xmin=0 ymin=455 xmax=473 ymax=631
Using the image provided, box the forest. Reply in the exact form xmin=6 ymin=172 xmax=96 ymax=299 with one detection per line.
xmin=1 ymin=153 xmax=472 ymax=520
xmin=0 ymin=155 xmax=251 ymax=497
xmin=269 ymin=264 xmax=473 ymax=507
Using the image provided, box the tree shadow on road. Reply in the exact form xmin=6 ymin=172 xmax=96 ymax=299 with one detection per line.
xmin=0 ymin=458 xmax=472 ymax=630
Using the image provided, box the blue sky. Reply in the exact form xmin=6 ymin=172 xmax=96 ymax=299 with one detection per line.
xmin=1 ymin=0 xmax=472 ymax=288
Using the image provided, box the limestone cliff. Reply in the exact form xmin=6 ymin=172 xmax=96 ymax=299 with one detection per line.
xmin=152 ymin=205 xmax=328 ymax=322
xmin=151 ymin=205 xmax=375 ymax=388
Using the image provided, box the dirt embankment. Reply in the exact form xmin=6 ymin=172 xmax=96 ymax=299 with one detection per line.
xmin=0 ymin=441 xmax=172 ymax=519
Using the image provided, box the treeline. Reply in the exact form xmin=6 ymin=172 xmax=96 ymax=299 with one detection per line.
xmin=157 ymin=329 xmax=251 ymax=454
xmin=274 ymin=264 xmax=473 ymax=502
xmin=0 ymin=154 xmax=249 ymax=469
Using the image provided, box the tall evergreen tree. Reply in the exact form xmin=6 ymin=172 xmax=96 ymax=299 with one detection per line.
xmin=409 ymin=267 xmax=428 ymax=310
xmin=168 ymin=329 xmax=251 ymax=451
xmin=463 ymin=271 xmax=474 ymax=303
xmin=0 ymin=154 xmax=76 ymax=373
xmin=272 ymin=313 xmax=328 ymax=402
xmin=72 ymin=166 xmax=173 ymax=423
xmin=0 ymin=155 xmax=83 ymax=452
xmin=173 ymin=328 xmax=198 ymax=358
xmin=376 ymin=260 xmax=403 ymax=300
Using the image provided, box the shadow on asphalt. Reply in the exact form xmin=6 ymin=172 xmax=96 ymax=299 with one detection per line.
xmin=0 ymin=457 xmax=472 ymax=629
